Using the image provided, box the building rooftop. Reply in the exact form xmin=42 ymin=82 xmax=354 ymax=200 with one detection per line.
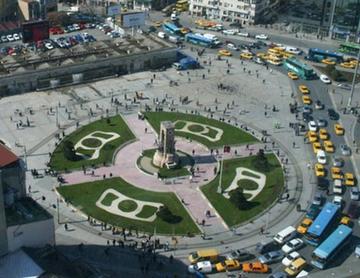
xmin=5 ymin=197 xmax=52 ymax=227
xmin=0 ymin=144 xmax=18 ymax=168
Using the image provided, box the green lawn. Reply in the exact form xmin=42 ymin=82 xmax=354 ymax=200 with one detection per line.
xmin=57 ymin=177 xmax=200 ymax=235
xmin=50 ymin=116 xmax=135 ymax=171
xmin=201 ymin=154 xmax=284 ymax=227
xmin=144 ymin=112 xmax=258 ymax=148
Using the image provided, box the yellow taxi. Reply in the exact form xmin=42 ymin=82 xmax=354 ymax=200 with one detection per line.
xmin=321 ymin=58 xmax=336 ymax=65
xmin=344 ymin=173 xmax=355 ymax=186
xmin=299 ymin=85 xmax=309 ymax=94
xmin=307 ymin=131 xmax=318 ymax=143
xmin=340 ymin=62 xmax=355 ymax=69
xmin=282 ymin=52 xmax=294 ymax=59
xmin=324 ymin=140 xmax=335 ymax=153
xmin=319 ymin=128 xmax=328 ymax=140
xmin=218 ymin=49 xmax=232 ymax=57
xmin=312 ymin=142 xmax=322 ymax=154
xmin=240 ymin=52 xmax=253 ymax=59
xmin=340 ymin=216 xmax=351 ymax=226
xmin=242 ymin=262 xmax=269 ymax=273
xmin=334 ymin=123 xmax=344 ymax=135
xmin=349 ymin=59 xmax=359 ymax=66
xmin=302 ymin=95 xmax=312 ymax=105
xmin=297 ymin=218 xmax=313 ymax=234
xmin=288 ymin=72 xmax=299 ymax=80
xmin=153 ymin=21 xmax=163 ymax=27
xmin=215 ymin=259 xmax=241 ymax=272
xmin=331 ymin=167 xmax=343 ymax=180
xmin=256 ymin=52 xmax=267 ymax=59
xmin=315 ymin=163 xmax=325 ymax=177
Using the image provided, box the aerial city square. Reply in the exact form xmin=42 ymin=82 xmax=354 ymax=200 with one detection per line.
xmin=0 ymin=0 xmax=360 ymax=277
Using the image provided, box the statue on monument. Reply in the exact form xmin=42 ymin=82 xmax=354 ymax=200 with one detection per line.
xmin=153 ymin=121 xmax=178 ymax=168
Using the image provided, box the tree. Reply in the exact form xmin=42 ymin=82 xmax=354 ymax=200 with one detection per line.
xmin=63 ymin=140 xmax=77 ymax=161
xmin=229 ymin=188 xmax=251 ymax=210
xmin=156 ymin=206 xmax=182 ymax=223
xmin=326 ymin=65 xmax=346 ymax=82
xmin=252 ymin=149 xmax=269 ymax=171
xmin=47 ymin=12 xmax=72 ymax=27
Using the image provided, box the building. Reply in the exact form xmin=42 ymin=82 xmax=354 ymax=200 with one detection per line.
xmin=0 ymin=143 xmax=54 ymax=257
xmin=18 ymin=0 xmax=57 ymax=21
xmin=0 ymin=0 xmax=18 ymax=22
xmin=189 ymin=0 xmax=284 ymax=24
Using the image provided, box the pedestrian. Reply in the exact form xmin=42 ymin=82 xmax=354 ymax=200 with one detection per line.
xmin=260 ymin=227 xmax=264 ymax=234
xmin=64 ymin=223 xmax=68 ymax=231
xmin=286 ymin=193 xmax=290 ymax=200
xmin=264 ymin=111 xmax=267 ymax=117
xmin=28 ymin=185 xmax=31 ymax=193
xmin=202 ymin=219 xmax=205 ymax=226
xmin=103 ymin=174 xmax=106 ymax=179
xmin=107 ymin=240 xmax=110 ymax=245
xmin=292 ymin=142 xmax=296 ymax=148
xmin=145 ymin=127 xmax=148 ymax=133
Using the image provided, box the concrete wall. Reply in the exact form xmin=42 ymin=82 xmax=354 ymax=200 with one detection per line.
xmin=0 ymin=47 xmax=177 ymax=96
xmin=7 ymin=218 xmax=55 ymax=252
xmin=0 ymin=175 xmax=9 ymax=256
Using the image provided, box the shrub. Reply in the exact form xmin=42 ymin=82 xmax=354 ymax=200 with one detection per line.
xmin=252 ymin=149 xmax=269 ymax=171
xmin=63 ymin=141 xmax=77 ymax=161
xmin=156 ymin=206 xmax=182 ymax=223
xmin=229 ymin=188 xmax=251 ymax=210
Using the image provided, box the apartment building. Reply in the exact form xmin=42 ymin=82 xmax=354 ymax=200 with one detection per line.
xmin=189 ymin=0 xmax=284 ymax=24
xmin=0 ymin=0 xmax=18 ymax=22
xmin=0 ymin=143 xmax=54 ymax=257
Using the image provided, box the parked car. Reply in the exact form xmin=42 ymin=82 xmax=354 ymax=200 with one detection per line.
xmin=312 ymin=192 xmax=323 ymax=206
xmin=226 ymin=249 xmax=253 ymax=261
xmin=281 ymin=238 xmax=304 ymax=254
xmin=258 ymin=250 xmax=284 ymax=264
xmin=222 ymin=29 xmax=238 ymax=35
xmin=282 ymin=251 xmax=300 ymax=267
xmin=333 ymin=157 xmax=344 ymax=167
xmin=328 ymin=108 xmax=339 ymax=120
xmin=315 ymin=100 xmax=324 ymax=109
xmin=337 ymin=83 xmax=351 ymax=90
xmin=6 ymin=34 xmax=14 ymax=42
xmin=340 ymin=144 xmax=351 ymax=156
xmin=320 ymin=74 xmax=331 ymax=84
xmin=13 ymin=33 xmax=20 ymax=40
xmin=317 ymin=119 xmax=327 ymax=127
xmin=255 ymin=34 xmax=269 ymax=40
xmin=351 ymin=187 xmax=360 ymax=201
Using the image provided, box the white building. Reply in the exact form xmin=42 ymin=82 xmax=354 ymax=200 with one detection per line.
xmin=189 ymin=0 xmax=284 ymax=25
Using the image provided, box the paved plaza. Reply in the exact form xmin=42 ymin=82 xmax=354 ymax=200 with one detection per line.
xmin=0 ymin=48 xmax=345 ymax=276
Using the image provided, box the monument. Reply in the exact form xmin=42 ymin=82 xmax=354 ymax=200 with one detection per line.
xmin=153 ymin=121 xmax=178 ymax=168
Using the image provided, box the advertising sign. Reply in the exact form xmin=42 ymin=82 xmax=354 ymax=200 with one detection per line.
xmin=22 ymin=20 xmax=49 ymax=43
xmin=122 ymin=12 xmax=145 ymax=28
xmin=107 ymin=5 xmax=121 ymax=16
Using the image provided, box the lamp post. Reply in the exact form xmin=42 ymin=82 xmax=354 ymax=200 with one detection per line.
xmin=347 ymin=48 xmax=360 ymax=109
xmin=217 ymin=154 xmax=223 ymax=194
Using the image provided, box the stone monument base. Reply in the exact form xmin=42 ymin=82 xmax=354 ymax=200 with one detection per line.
xmin=153 ymin=150 xmax=178 ymax=168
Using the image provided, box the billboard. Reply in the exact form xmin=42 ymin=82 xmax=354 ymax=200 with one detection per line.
xmin=107 ymin=5 xmax=121 ymax=16
xmin=122 ymin=12 xmax=145 ymax=28
xmin=22 ymin=20 xmax=49 ymax=43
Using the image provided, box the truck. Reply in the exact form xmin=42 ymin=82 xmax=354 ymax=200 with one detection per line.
xmin=172 ymin=57 xmax=199 ymax=70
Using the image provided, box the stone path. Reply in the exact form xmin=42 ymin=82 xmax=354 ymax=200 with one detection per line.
xmin=62 ymin=113 xmax=265 ymax=234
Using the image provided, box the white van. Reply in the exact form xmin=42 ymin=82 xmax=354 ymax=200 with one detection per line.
xmin=273 ymin=226 xmax=296 ymax=244
xmin=157 ymin=31 xmax=167 ymax=39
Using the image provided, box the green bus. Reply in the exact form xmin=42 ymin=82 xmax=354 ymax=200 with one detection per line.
xmin=283 ymin=57 xmax=317 ymax=80
xmin=338 ymin=42 xmax=360 ymax=55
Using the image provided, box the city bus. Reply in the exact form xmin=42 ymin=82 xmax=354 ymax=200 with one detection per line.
xmin=185 ymin=33 xmax=217 ymax=48
xmin=305 ymin=202 xmax=340 ymax=246
xmin=162 ymin=22 xmax=182 ymax=35
xmin=283 ymin=57 xmax=317 ymax=80
xmin=311 ymin=225 xmax=352 ymax=269
xmin=176 ymin=0 xmax=189 ymax=11
xmin=306 ymin=48 xmax=344 ymax=63
xmin=338 ymin=42 xmax=360 ymax=56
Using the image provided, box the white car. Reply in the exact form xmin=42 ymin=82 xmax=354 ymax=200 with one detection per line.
xmin=320 ymin=74 xmax=331 ymax=84
xmin=6 ymin=34 xmax=14 ymax=41
xmin=45 ymin=42 xmax=54 ymax=50
xmin=350 ymin=187 xmax=360 ymax=201
xmin=281 ymin=238 xmax=304 ymax=254
xmin=317 ymin=119 xmax=327 ymax=127
xmin=333 ymin=195 xmax=343 ymax=207
xmin=255 ymin=34 xmax=268 ymax=40
xmin=1 ymin=35 xmax=7 ymax=42
xmin=73 ymin=24 xmax=80 ymax=30
xmin=238 ymin=32 xmax=249 ymax=37
xmin=333 ymin=179 xmax=343 ymax=194
xmin=227 ymin=43 xmax=239 ymax=51
xmin=308 ymin=121 xmax=318 ymax=132
xmin=222 ymin=29 xmax=238 ymax=35
xmin=13 ymin=33 xmax=20 ymax=40
xmin=316 ymin=150 xmax=327 ymax=165
xmin=282 ymin=251 xmax=300 ymax=267
xmin=188 ymin=261 xmax=213 ymax=273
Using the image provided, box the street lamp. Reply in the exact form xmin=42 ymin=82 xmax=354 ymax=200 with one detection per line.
xmin=217 ymin=155 xmax=224 ymax=194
